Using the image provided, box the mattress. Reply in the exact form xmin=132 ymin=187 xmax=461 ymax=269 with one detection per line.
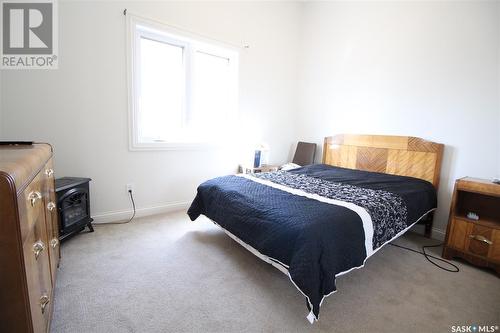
xmin=188 ymin=164 xmax=437 ymax=322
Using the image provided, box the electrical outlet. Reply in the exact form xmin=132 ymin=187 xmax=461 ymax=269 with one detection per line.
xmin=126 ymin=183 xmax=134 ymax=193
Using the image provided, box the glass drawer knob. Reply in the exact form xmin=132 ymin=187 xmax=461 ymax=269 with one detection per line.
xmin=50 ymin=238 xmax=59 ymax=248
xmin=47 ymin=202 xmax=56 ymax=211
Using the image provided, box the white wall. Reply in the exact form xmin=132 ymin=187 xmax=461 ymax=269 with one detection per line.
xmin=2 ymin=1 xmax=499 ymax=235
xmin=297 ymin=1 xmax=500 ymax=236
xmin=1 ymin=1 xmax=301 ymax=220
xmin=0 ymin=70 xmax=3 ymax=138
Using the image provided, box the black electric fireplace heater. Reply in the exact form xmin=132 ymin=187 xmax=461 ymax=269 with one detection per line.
xmin=55 ymin=177 xmax=94 ymax=241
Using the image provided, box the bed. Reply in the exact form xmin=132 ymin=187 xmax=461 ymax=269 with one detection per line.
xmin=188 ymin=134 xmax=444 ymax=322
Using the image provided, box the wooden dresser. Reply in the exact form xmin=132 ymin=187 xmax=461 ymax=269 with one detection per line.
xmin=442 ymin=177 xmax=500 ymax=276
xmin=0 ymin=144 xmax=60 ymax=333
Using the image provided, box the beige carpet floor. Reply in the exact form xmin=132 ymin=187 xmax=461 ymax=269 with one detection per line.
xmin=50 ymin=211 xmax=499 ymax=333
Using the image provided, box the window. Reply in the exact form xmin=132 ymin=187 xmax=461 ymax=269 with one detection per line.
xmin=127 ymin=16 xmax=239 ymax=149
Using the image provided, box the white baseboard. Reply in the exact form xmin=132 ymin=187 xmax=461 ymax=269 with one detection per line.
xmin=410 ymin=224 xmax=446 ymax=241
xmin=92 ymin=201 xmax=448 ymax=241
xmin=92 ymin=201 xmax=191 ymax=224
xmin=431 ymin=228 xmax=446 ymax=241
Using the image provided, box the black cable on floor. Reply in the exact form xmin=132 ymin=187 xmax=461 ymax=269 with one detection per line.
xmin=389 ymin=242 xmax=459 ymax=273
xmin=95 ymin=190 xmax=136 ymax=225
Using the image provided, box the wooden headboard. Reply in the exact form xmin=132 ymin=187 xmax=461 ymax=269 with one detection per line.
xmin=322 ymin=134 xmax=444 ymax=189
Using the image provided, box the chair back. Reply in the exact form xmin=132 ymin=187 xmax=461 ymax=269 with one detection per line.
xmin=292 ymin=142 xmax=317 ymax=166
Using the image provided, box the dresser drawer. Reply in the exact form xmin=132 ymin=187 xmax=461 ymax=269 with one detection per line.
xmin=42 ymin=159 xmax=60 ymax=284
xmin=20 ymin=173 xmax=45 ymax=243
xmin=18 ymin=170 xmax=54 ymax=333
xmin=21 ymin=205 xmax=53 ymax=333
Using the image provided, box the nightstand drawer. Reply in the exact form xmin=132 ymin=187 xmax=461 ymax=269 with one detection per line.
xmin=449 ymin=218 xmax=471 ymax=251
xmin=488 ymin=229 xmax=500 ymax=262
xmin=449 ymin=220 xmax=498 ymax=259
xmin=467 ymin=224 xmax=493 ymax=257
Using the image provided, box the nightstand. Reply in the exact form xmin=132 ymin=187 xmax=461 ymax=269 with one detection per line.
xmin=239 ymin=164 xmax=279 ymax=174
xmin=442 ymin=177 xmax=500 ymax=276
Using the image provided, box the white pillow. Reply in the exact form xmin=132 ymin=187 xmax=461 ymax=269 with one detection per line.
xmin=280 ymin=163 xmax=301 ymax=171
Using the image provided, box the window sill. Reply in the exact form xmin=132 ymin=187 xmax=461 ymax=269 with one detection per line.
xmin=129 ymin=141 xmax=231 ymax=151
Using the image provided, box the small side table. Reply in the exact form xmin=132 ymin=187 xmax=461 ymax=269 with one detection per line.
xmin=442 ymin=177 xmax=500 ymax=276
xmin=239 ymin=164 xmax=279 ymax=174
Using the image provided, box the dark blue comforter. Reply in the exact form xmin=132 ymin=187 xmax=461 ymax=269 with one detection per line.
xmin=188 ymin=164 xmax=436 ymax=321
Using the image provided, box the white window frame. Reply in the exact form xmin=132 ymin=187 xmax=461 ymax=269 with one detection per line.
xmin=126 ymin=14 xmax=239 ymax=151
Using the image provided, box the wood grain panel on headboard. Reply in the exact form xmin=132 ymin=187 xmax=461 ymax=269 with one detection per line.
xmin=322 ymin=134 xmax=444 ymax=189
